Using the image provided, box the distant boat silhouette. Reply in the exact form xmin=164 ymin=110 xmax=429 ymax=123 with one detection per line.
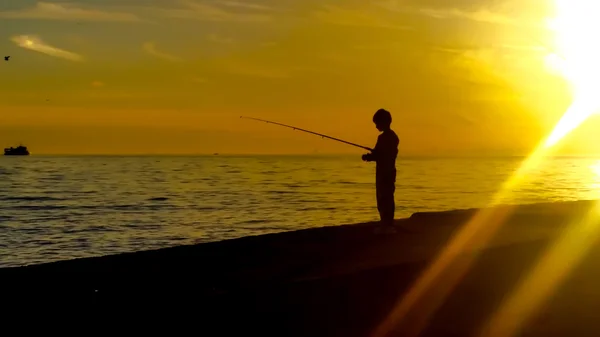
xmin=4 ymin=145 xmax=30 ymax=156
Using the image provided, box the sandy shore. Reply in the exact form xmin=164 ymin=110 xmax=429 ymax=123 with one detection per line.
xmin=3 ymin=199 xmax=600 ymax=336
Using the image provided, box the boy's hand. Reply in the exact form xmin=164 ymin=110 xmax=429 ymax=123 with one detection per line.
xmin=362 ymin=153 xmax=374 ymax=162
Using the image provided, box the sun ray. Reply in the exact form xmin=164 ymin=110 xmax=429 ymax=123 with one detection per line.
xmin=370 ymin=1 xmax=600 ymax=336
xmin=481 ymin=1 xmax=600 ymax=335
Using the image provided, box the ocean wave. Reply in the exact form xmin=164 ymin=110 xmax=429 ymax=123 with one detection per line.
xmin=293 ymin=199 xmax=321 ymax=203
xmin=1 ymin=204 xmax=189 ymax=212
xmin=8 ymin=205 xmax=69 ymax=210
xmin=23 ymin=240 xmax=56 ymax=246
xmin=148 ymin=197 xmax=169 ymax=201
xmin=39 ymin=175 xmax=65 ymax=181
xmin=268 ymin=190 xmax=297 ymax=194
xmin=284 ymin=184 xmax=309 ymax=188
xmin=297 ymin=207 xmax=338 ymax=211
xmin=238 ymin=226 xmax=287 ymax=231
xmin=0 ymin=196 xmax=65 ymax=202
xmin=62 ymin=226 xmax=120 ymax=234
xmin=239 ymin=219 xmax=276 ymax=225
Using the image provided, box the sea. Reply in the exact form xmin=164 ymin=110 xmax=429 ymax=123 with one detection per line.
xmin=2 ymin=155 xmax=600 ymax=267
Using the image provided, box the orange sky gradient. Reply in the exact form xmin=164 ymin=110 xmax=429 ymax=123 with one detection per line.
xmin=0 ymin=0 xmax=595 ymax=155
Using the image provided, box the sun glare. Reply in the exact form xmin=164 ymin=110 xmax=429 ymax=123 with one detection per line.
xmin=550 ymin=0 xmax=600 ymax=94
xmin=370 ymin=1 xmax=600 ymax=337
xmin=542 ymin=0 xmax=600 ymax=148
xmin=481 ymin=1 xmax=600 ymax=336
xmin=543 ymin=53 xmax=564 ymax=75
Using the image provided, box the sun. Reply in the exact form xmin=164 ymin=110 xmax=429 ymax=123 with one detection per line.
xmin=549 ymin=0 xmax=600 ymax=93
xmin=541 ymin=0 xmax=600 ymax=148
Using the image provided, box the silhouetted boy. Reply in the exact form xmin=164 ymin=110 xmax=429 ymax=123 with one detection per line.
xmin=362 ymin=109 xmax=399 ymax=232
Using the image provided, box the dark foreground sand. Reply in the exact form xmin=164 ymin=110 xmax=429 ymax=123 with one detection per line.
xmin=3 ymin=200 xmax=600 ymax=336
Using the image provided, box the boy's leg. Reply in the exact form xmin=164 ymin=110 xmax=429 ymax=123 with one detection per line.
xmin=374 ymin=187 xmax=386 ymax=234
xmin=378 ymin=184 xmax=394 ymax=223
xmin=377 ymin=183 xmax=395 ymax=229
xmin=387 ymin=184 xmax=396 ymax=224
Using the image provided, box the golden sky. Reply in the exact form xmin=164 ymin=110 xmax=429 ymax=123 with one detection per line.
xmin=0 ymin=0 xmax=592 ymax=155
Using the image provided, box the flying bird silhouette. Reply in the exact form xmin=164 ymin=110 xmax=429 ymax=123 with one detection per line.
xmin=4 ymin=56 xmax=9 ymax=61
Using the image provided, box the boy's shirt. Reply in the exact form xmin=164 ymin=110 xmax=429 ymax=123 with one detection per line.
xmin=372 ymin=129 xmax=399 ymax=178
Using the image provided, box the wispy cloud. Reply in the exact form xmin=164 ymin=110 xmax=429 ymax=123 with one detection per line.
xmin=419 ymin=8 xmax=521 ymax=25
xmin=500 ymin=44 xmax=547 ymax=52
xmin=217 ymin=1 xmax=273 ymax=11
xmin=0 ymin=2 xmax=142 ymax=22
xmin=379 ymin=1 xmax=541 ymax=28
xmin=352 ymin=42 xmax=404 ymax=51
xmin=432 ymin=46 xmax=503 ymax=65
xmin=207 ymin=33 xmax=235 ymax=45
xmin=11 ymin=35 xmax=83 ymax=61
xmin=431 ymin=43 xmax=546 ymax=56
xmin=158 ymin=0 xmax=271 ymax=22
xmin=142 ymin=42 xmax=182 ymax=62
xmin=223 ymin=61 xmax=290 ymax=79
xmin=431 ymin=46 xmax=469 ymax=54
xmin=313 ymin=5 xmax=411 ymax=30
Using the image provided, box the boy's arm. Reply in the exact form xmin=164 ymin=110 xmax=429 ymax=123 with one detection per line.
xmin=365 ymin=133 xmax=398 ymax=162
xmin=363 ymin=135 xmax=384 ymax=162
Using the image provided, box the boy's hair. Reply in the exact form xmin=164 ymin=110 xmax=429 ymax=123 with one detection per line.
xmin=373 ymin=109 xmax=392 ymax=125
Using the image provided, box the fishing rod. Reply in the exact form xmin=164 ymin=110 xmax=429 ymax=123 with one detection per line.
xmin=240 ymin=116 xmax=374 ymax=152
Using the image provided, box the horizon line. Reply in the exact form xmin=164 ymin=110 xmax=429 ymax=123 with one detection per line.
xmin=6 ymin=153 xmax=600 ymax=158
